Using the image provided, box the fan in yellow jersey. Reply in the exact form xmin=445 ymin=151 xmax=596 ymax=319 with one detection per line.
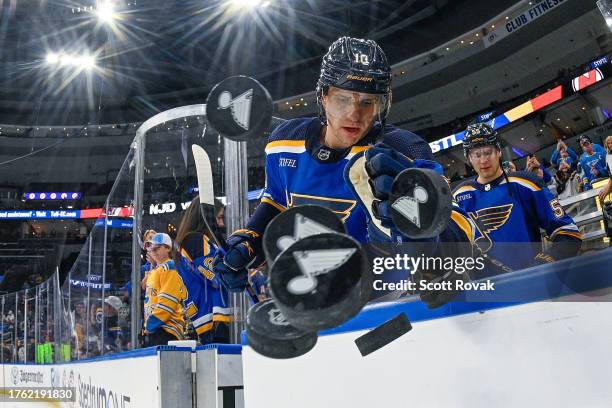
xmin=143 ymin=233 xmax=187 ymax=346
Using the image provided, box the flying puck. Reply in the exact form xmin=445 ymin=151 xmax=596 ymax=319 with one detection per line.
xmin=389 ymin=168 xmax=452 ymax=239
xmin=246 ymin=299 xmax=318 ymax=359
xmin=269 ymin=232 xmax=372 ymax=331
xmin=263 ymin=205 xmax=346 ymax=262
xmin=205 ymin=75 xmax=273 ymax=142
xmin=354 ymin=313 xmax=412 ymax=357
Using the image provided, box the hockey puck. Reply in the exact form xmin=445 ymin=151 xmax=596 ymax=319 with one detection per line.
xmin=269 ymin=232 xmax=372 ymax=331
xmin=205 ymin=75 xmax=273 ymax=142
xmin=389 ymin=168 xmax=452 ymax=239
xmin=246 ymin=299 xmax=318 ymax=359
xmin=354 ymin=313 xmax=412 ymax=357
xmin=263 ymin=205 xmax=346 ymax=262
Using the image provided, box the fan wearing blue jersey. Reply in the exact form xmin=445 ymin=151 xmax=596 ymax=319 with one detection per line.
xmin=214 ymin=37 xmax=475 ymax=307
xmin=175 ymin=197 xmax=231 ymax=345
xmin=577 ymin=135 xmax=609 ymax=191
xmin=453 ymin=123 xmax=582 ymax=273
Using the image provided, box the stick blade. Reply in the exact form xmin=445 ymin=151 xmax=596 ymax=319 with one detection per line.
xmin=191 ymin=144 xmax=215 ymax=206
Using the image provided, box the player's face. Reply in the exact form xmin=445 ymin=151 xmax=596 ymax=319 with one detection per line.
xmin=469 ymin=146 xmax=501 ymax=178
xmin=322 ymin=87 xmax=381 ymax=148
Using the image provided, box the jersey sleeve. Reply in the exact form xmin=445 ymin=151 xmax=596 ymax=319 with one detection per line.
xmin=526 ymin=181 xmax=582 ymax=242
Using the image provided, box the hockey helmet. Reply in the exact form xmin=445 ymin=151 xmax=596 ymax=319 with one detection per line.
xmin=317 ymin=37 xmax=392 ymax=125
xmin=463 ymin=122 xmax=501 ymax=159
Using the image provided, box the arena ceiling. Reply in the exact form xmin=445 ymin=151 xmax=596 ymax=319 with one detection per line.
xmin=0 ymin=0 xmax=519 ymax=124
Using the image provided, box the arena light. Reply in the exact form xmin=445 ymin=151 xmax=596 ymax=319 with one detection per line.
xmin=96 ymin=1 xmax=117 ymax=24
xmin=232 ymin=0 xmax=262 ymax=8
xmin=45 ymin=52 xmax=96 ymax=70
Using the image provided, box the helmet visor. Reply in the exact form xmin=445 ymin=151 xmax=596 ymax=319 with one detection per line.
xmin=324 ymin=88 xmax=384 ymax=122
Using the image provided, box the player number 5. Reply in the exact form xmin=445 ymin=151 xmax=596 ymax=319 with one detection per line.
xmin=549 ymin=199 xmax=564 ymax=218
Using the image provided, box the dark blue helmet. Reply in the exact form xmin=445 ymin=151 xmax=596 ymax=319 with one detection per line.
xmin=462 ymin=122 xmax=501 ymax=159
xmin=317 ymin=37 xmax=392 ymax=125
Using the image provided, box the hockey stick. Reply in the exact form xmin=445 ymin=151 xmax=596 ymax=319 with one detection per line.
xmin=191 ymin=144 xmax=259 ymax=304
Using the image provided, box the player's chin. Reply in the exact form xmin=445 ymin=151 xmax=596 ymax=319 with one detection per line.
xmin=340 ymin=126 xmax=366 ymax=144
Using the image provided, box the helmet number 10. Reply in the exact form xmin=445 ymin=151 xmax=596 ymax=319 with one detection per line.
xmin=354 ymin=53 xmax=370 ymax=65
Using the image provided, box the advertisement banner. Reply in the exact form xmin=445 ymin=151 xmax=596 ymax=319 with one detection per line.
xmin=483 ymin=0 xmax=567 ymax=48
xmin=0 ymin=352 xmax=159 ymax=408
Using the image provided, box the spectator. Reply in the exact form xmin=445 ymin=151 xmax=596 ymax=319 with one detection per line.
xmin=551 ymin=140 xmax=578 ymax=170
xmin=143 ymin=233 xmax=187 ymax=346
xmin=525 ymin=154 xmax=552 ymax=184
xmin=502 ymin=161 xmax=517 ymax=172
xmin=598 ymin=135 xmax=612 ymax=202
xmin=175 ymin=197 xmax=231 ymax=345
xmin=554 ymin=162 xmax=581 ymax=200
xmin=122 ymin=229 xmax=156 ymax=301
xmin=577 ymin=135 xmax=609 ymax=190
xmin=101 ymin=296 xmax=124 ymax=353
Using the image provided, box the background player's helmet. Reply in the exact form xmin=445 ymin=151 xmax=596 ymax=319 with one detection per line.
xmin=462 ymin=122 xmax=502 ymax=159
xmin=316 ymin=36 xmax=392 ymax=125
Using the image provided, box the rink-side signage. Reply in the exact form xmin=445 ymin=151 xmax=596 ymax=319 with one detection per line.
xmin=0 ymin=210 xmax=80 ymax=219
xmin=483 ymin=0 xmax=567 ymax=48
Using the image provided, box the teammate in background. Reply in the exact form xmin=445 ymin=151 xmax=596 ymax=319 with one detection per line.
xmin=577 ymin=135 xmax=608 ymax=191
xmin=143 ymin=233 xmax=187 ymax=346
xmin=453 ymin=123 xmax=582 ymax=271
xmin=597 ymin=135 xmax=612 ymax=202
xmin=214 ymin=36 xmax=476 ymax=307
xmin=550 ymin=139 xmax=577 ymax=170
xmin=175 ymin=197 xmax=231 ymax=344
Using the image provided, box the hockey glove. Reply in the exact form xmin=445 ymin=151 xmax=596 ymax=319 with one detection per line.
xmin=214 ymin=229 xmax=264 ymax=292
xmin=414 ymin=267 xmax=470 ymax=309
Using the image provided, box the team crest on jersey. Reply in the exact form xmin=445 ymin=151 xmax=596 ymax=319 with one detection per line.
xmin=468 ymin=204 xmax=513 ymax=253
xmin=287 ymin=192 xmax=356 ymax=221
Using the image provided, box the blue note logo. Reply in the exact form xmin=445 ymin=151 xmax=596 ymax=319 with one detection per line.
xmin=469 ymin=204 xmax=513 ymax=253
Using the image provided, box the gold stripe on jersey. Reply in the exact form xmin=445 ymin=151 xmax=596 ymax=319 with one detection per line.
xmin=453 ymin=185 xmax=477 ymax=198
xmin=450 ymin=210 xmax=474 ymax=243
xmin=261 ymin=197 xmax=286 ymax=212
xmin=504 ymin=177 xmax=541 ymax=192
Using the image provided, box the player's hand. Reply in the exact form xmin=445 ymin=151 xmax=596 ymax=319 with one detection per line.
xmin=364 ymin=143 xmax=443 ymax=230
xmin=213 ymin=230 xmax=262 ymax=292
xmin=414 ymin=268 xmax=470 ymax=309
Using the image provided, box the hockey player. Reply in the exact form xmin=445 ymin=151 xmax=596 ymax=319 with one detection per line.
xmin=453 ymin=123 xmax=582 ymax=272
xmin=214 ymin=36 xmax=475 ymax=307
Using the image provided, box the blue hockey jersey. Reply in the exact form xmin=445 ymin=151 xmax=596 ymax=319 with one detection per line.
xmin=261 ymin=117 xmax=454 ymax=243
xmin=177 ymin=232 xmax=231 ymax=336
xmin=453 ymin=171 xmax=582 ymax=270
xmin=578 ymin=143 xmax=609 ymax=188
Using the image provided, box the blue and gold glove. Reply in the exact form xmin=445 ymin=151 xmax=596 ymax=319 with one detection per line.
xmin=365 ymin=143 xmax=444 ymax=233
xmin=345 ymin=143 xmax=444 ymax=242
xmin=213 ymin=229 xmax=263 ymax=292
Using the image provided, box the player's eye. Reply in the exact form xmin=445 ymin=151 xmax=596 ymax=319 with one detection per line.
xmin=333 ymin=95 xmax=350 ymax=105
